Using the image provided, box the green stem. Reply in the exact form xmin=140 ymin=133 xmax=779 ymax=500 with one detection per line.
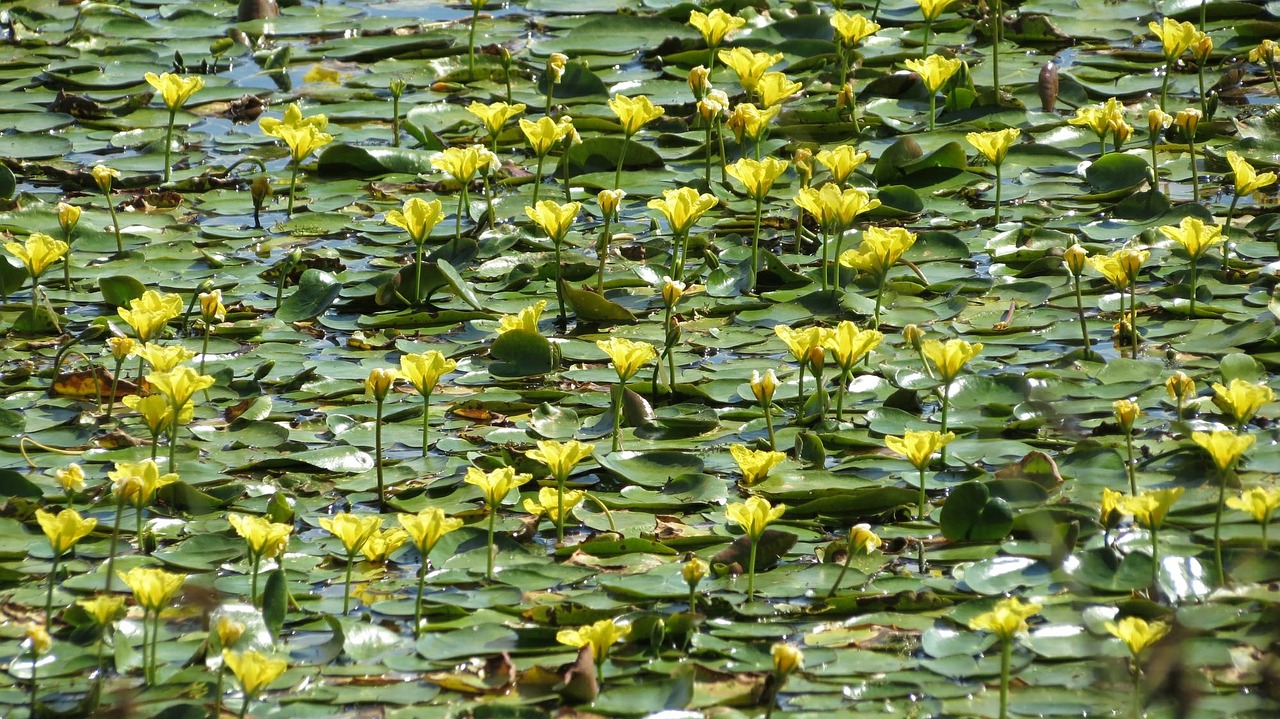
xmin=923 ymin=18 xmax=932 ymax=58
xmin=796 ymin=364 xmax=806 ymax=415
xmin=1159 ymin=66 xmax=1170 ymax=113
xmin=413 ymin=556 xmax=427 ymax=637
xmin=819 ymin=229 xmax=829 ymax=294
xmin=421 ymin=392 xmax=430 ymax=459
xmin=555 ymin=473 xmax=566 ymax=543
xmin=1131 ymin=663 xmax=1142 ymax=719
xmin=163 ymin=109 xmax=175 ymax=183
xmin=44 ymin=553 xmax=60 ymax=631
xmin=991 ymin=0 xmax=1001 ymax=92
xmin=531 ymin=153 xmax=546 ymax=207
xmin=717 ymin=119 xmax=728 ymax=183
xmin=749 ymin=195 xmax=762 ymax=291
xmin=562 ymin=138 xmax=573 ymax=201
xmin=1189 ymin=259 xmax=1198 ymax=317
xmin=746 ymin=536 xmax=758 ymax=600
xmin=63 ymin=230 xmax=73 ymax=290
xmin=287 ymin=162 xmax=299 ymax=217
xmin=414 ymin=242 xmax=424 ymax=304
xmin=29 ymin=648 xmax=37 ymax=717
xmin=1188 ymin=136 xmax=1199 ymax=201
xmin=1225 ymin=194 xmax=1239 ymax=271
xmin=614 ymin=132 xmax=632 ymax=190
xmin=485 ymin=507 xmax=496 ymax=580
xmin=611 ymin=383 xmax=623 ymax=452
xmin=764 ymin=400 xmax=776 ymax=449
xmin=993 ymin=163 xmax=1003 ymax=224
xmin=214 ymin=665 xmax=224 ymax=719
xmin=939 ymin=379 xmax=951 ymax=464
xmin=468 ymin=6 xmax=479 ymax=80
xmin=343 ymin=552 xmax=355 ymax=614
xmin=1214 ymin=470 xmax=1227 ymax=586
xmin=104 ymin=495 xmax=124 ymax=592
xmin=1131 ymin=284 xmax=1139 ymax=358
xmin=454 ymin=190 xmax=465 ymax=247
xmin=928 ymin=93 xmax=937 ymax=132
xmin=1199 ymin=63 xmax=1208 ymax=116
xmin=834 ymin=369 xmax=848 ymax=424
xmin=104 ymin=190 xmax=123 ymax=252
xmin=999 ymin=639 xmax=1011 ymax=719
xmin=554 ymin=236 xmax=567 ymax=326
xmin=1073 ymin=275 xmax=1090 ymax=354
xmin=1150 ymin=524 xmax=1160 ymax=589
xmin=1270 ymin=65 xmax=1280 ymax=104
xmin=824 ymin=530 xmax=856 ymax=599
xmin=250 ymin=554 xmax=260 ymax=607
xmin=392 ymin=94 xmax=401 ymax=148
xmin=137 ymin=500 xmax=146 ymax=556
xmin=238 ymin=694 xmax=249 ymax=719
xmin=873 ymin=280 xmax=885 ymax=330
xmin=375 ymin=398 xmax=385 ymax=509
xmin=597 ymin=215 xmax=612 ymax=293
xmin=918 ymin=466 xmax=928 ymax=520
xmin=1150 ymin=141 xmax=1161 ymax=192
xmin=704 ymin=121 xmax=713 ymax=187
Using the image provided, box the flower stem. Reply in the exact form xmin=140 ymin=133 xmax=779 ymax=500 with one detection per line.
xmin=45 ymin=553 xmax=60 ymax=631
xmin=1125 ymin=430 xmax=1136 ymax=495
xmin=611 ymin=384 xmax=623 ymax=451
xmin=746 ymin=536 xmax=758 ymax=600
xmin=597 ymin=215 xmax=612 ymax=293
xmin=749 ymin=195 xmax=762 ymax=290
xmin=104 ymin=495 xmax=124 ymax=592
xmin=1188 ymin=136 xmax=1199 ymax=201
xmin=1225 ymin=194 xmax=1239 ymax=271
xmin=614 ymin=132 xmax=631 ymax=190
xmin=163 ymin=109 xmax=176 ymax=183
xmin=531 ymin=154 xmax=546 ymax=207
xmin=287 ymin=162 xmax=299 ymax=218
xmin=1159 ymin=66 xmax=1170 ymax=113
xmin=413 ymin=558 xmax=427 ymax=638
xmin=555 ymin=474 xmax=566 ymax=543
xmin=1189 ymin=259 xmax=1198 ymax=317
xmin=764 ymin=400 xmax=776 ymax=450
xmin=991 ymin=0 xmax=1002 ymax=92
xmin=375 ymin=397 xmax=385 ymax=509
xmin=342 ymin=552 xmax=355 ymax=614
xmin=993 ymin=163 xmax=1003 ymax=224
xmin=1214 ymin=470 xmax=1228 ymax=586
xmin=485 ymin=508 xmax=496 ymax=580
xmin=999 ymin=639 xmax=1012 ymax=719
xmin=250 ymin=554 xmax=260 ymax=608
xmin=554 ymin=236 xmax=567 ymax=326
xmin=1131 ymin=284 xmax=1139 ymax=357
xmin=923 ymin=18 xmax=932 ymax=58
xmin=104 ymin=190 xmax=122 ymax=252
xmin=468 ymin=6 xmax=479 ymax=80
xmin=918 ymin=467 xmax=929 ymax=520
xmin=420 ymin=392 xmax=430 ymax=459
xmin=928 ymin=93 xmax=936 ymax=132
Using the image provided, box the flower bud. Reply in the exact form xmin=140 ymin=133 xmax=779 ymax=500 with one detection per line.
xmin=1064 ymin=244 xmax=1088 ymax=276
xmin=806 ymin=345 xmax=825 ymax=371
xmin=848 ymin=523 xmax=881 ymax=554
xmin=1174 ymin=108 xmax=1201 ymax=138
xmin=547 ymin=53 xmax=568 ymax=83
xmin=365 ymin=367 xmax=399 ymax=401
xmin=251 ymin=175 xmax=271 ymax=210
xmin=772 ymin=643 xmax=803 ymax=676
xmin=57 ymin=202 xmax=81 ymax=235
xmin=1111 ymin=120 xmax=1132 ymax=150
xmin=902 ymin=324 xmax=924 ymax=351
xmin=1113 ymin=398 xmax=1140 ymax=432
xmin=200 ymin=289 xmax=227 ymax=324
xmin=108 ymin=336 xmax=137 ymax=362
xmin=682 ymin=556 xmax=708 ymax=588
xmin=215 ymin=616 xmax=246 ymax=649
xmin=389 ymin=79 xmax=407 ymax=98
xmin=836 ymin=80 xmax=856 ymax=111
xmin=598 ymin=188 xmax=626 ymax=219
xmin=55 ymin=463 xmax=86 ymax=494
xmin=25 ymin=625 xmax=51 ymax=656
xmin=661 ymin=276 xmax=685 ymax=306
xmin=1166 ymin=371 xmax=1195 ymax=402
xmin=793 ymin=147 xmax=814 ymax=187
xmin=687 ymin=65 xmax=711 ymax=98
xmin=1148 ymin=109 xmax=1172 ymax=135
xmin=751 ymin=369 xmax=779 ymax=404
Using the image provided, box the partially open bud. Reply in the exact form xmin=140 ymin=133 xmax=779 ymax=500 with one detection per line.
xmin=687 ymin=65 xmax=711 ymax=98
xmin=598 ymin=188 xmax=626 ymax=219
xmin=848 ymin=523 xmax=881 ymax=554
xmin=365 ymin=367 xmax=399 ymax=401
xmin=681 ymin=555 xmax=708 ymax=589
xmin=902 ymin=324 xmax=924 ymax=351
xmin=836 ymin=80 xmax=856 ymax=111
xmin=1064 ymin=244 xmax=1088 ymax=276
xmin=389 ymin=78 xmax=407 ymax=98
xmin=806 ymin=345 xmax=825 ymax=371
xmin=772 ymin=643 xmax=803 ymax=677
xmin=199 ymin=289 xmax=227 ymax=324
xmin=547 ymin=53 xmax=568 ymax=83
xmin=661 ymin=276 xmax=685 ymax=306
xmin=751 ymin=369 xmax=780 ymax=405
xmin=108 ymin=336 xmax=137 ymax=362
xmin=215 ymin=616 xmax=246 ymax=649
xmin=251 ymin=175 xmax=271 ymax=212
xmin=1174 ymin=108 xmax=1201 ymax=138
xmin=1166 ymin=371 xmax=1195 ymax=403
xmin=794 ymin=147 xmax=814 ymax=187
xmin=1111 ymin=120 xmax=1133 ymax=150
xmin=57 ymin=202 xmax=81 ymax=235
xmin=1113 ymin=398 xmax=1140 ymax=432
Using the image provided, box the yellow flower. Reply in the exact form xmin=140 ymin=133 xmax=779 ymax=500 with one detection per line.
xmin=725 ymin=102 xmax=779 ymax=144
xmin=1174 ymin=108 xmax=1201 ymax=137
xmin=815 ymin=145 xmax=870 ymax=186
xmin=57 ymin=202 xmax=81 ymax=234
xmin=259 ymin=102 xmax=328 ymax=134
xmin=725 ymin=157 xmax=789 ymax=200
xmin=35 ymin=508 xmax=97 ymax=554
xmin=262 ymin=123 xmax=334 ymax=164
xmin=25 ymin=625 xmax=51 ymax=655
xmin=1159 ymin=216 xmax=1223 ymax=261
xmin=921 ymin=338 xmax=982 ymax=383
xmin=596 ymin=336 xmax=658 ymax=382
xmin=725 ymin=496 xmax=786 ymax=540
xmin=519 ymin=115 xmax=573 ymax=156
xmin=904 ymin=54 xmax=962 ymax=93
xmin=683 ymin=555 xmax=709 ymax=587
xmin=385 ymin=197 xmax=445 ymax=245
xmin=1167 ymin=371 xmax=1195 ymax=402
xmin=831 ymin=12 xmax=880 ymax=46
xmin=1226 ymin=151 xmax=1277 ymax=195
xmin=303 ymin=64 xmax=342 ymax=84
xmin=524 ymin=200 xmax=581 ymax=243
xmin=78 ymin=595 xmax=126 ymax=628
xmin=1149 ymin=17 xmax=1198 ymax=61
xmin=397 ymin=507 xmax=463 ymax=555
xmin=222 ymin=650 xmax=288 ymax=698
xmin=228 ymin=513 xmax=292 ymax=559
xmin=661 ymin=276 xmax=685 ymax=306
xmin=364 ymin=367 xmax=399 ymax=401
xmin=55 ymin=463 xmax=85 ymax=494
xmin=825 ymin=321 xmax=883 ymax=371
xmin=772 ymin=643 xmax=804 ymax=675
xmin=698 ymin=90 xmax=730 ymax=121
xmin=214 ymin=616 xmax=246 ymax=649
xmin=1192 ymin=430 xmax=1255 ymax=473
xmin=466 ymin=466 xmax=531 ymax=508
xmin=432 ymin=145 xmax=494 ymax=185
xmin=547 ymin=53 xmax=568 ymax=83
xmin=1148 ymin=108 xmax=1173 ymax=134
xmin=885 ymin=429 xmax=955 ymax=470
xmin=1106 ymin=617 xmax=1170 ymax=659
xmin=729 ymin=444 xmax=787 ymax=485
xmin=144 ymin=72 xmax=204 ymax=111
xmin=647 ymin=187 xmax=718 ymax=236
xmin=1113 ymin=398 xmax=1140 ymax=432
xmin=847 ymin=523 xmax=881 ymax=553
xmin=1227 ymin=486 xmax=1280 ymax=524
xmin=1122 ymin=488 xmax=1183 ymax=529
xmin=556 ymin=617 xmax=630 ymax=663
xmin=965 ymin=128 xmax=1021 ymax=165
xmin=523 ymin=486 xmax=585 ymax=524
xmin=839 ymin=226 xmax=917 ymax=279
xmin=718 ymin=47 xmax=783 ymax=94
xmin=91 ymin=165 xmax=120 ymax=194
xmin=5 ymin=233 xmax=69 ymax=279
xmin=148 ymin=366 xmax=216 ymax=409
xmin=598 ymin=188 xmax=627 ymax=219
xmin=1250 ymin=39 xmax=1279 ymax=65
xmin=400 ymin=351 xmax=456 ymax=397
xmin=1211 ymin=379 xmax=1274 ymax=428
xmin=1088 ymin=248 xmax=1149 ymax=291
xmin=108 ymin=459 xmax=179 ymax=507
xmin=1063 ymin=244 xmax=1088 ymax=276
xmin=689 ymin=8 xmax=745 ymax=48
xmin=916 ymin=0 xmax=959 ymax=21
xmin=794 ymin=183 xmax=880 ymax=230
xmin=122 ymin=394 xmax=184 ymax=435
xmin=1191 ymin=31 xmax=1213 ymax=63
xmin=902 ymin=324 xmax=925 ymax=349
xmin=119 ymin=566 xmax=187 ymax=613
xmin=775 ymin=324 xmax=834 ymax=365
xmin=497 ymin=300 xmax=547 ymax=334
xmin=118 ymin=290 xmax=184 ymax=342
xmin=1068 ymin=103 xmax=1110 ymax=138
xmin=688 ymin=65 xmax=711 ymax=96
xmin=1100 ymin=487 xmax=1125 ymax=526
xmin=319 ymin=513 xmax=382 ymax=555
xmin=199 ymin=289 xmax=226 ymax=324
xmin=526 ymin=439 xmax=593 ymax=480
xmin=751 ymin=369 xmax=780 ymax=404
xmin=609 ymin=94 xmax=665 ymax=135
xmin=757 ymin=72 xmax=803 ymax=108
xmin=135 ymin=343 xmax=195 ymax=373
xmin=466 ymin=100 xmax=526 ymax=138
xmin=968 ymin=597 xmax=1041 ymax=641
xmin=360 ymin=527 xmax=410 ymax=563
